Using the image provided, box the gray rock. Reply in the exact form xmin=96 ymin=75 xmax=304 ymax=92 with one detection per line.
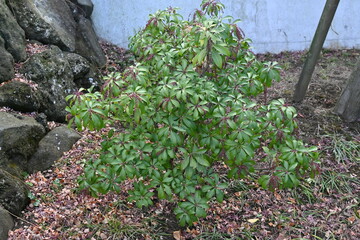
xmin=76 ymin=0 xmax=94 ymax=18
xmin=66 ymin=0 xmax=93 ymax=21
xmin=64 ymin=52 xmax=91 ymax=80
xmin=74 ymin=68 xmax=102 ymax=90
xmin=0 ymin=36 xmax=14 ymax=83
xmin=66 ymin=0 xmax=82 ymax=22
xmin=0 ymin=81 xmax=43 ymax=112
xmin=0 ymin=151 xmax=23 ymax=179
xmin=27 ymin=126 xmax=81 ymax=173
xmin=0 ymin=112 xmax=46 ymax=173
xmin=64 ymin=52 xmax=102 ymax=89
xmin=34 ymin=113 xmax=48 ymax=131
xmin=7 ymin=0 xmax=105 ymax=68
xmin=0 ymin=168 xmax=29 ymax=216
xmin=75 ymin=16 xmax=106 ymax=67
xmin=0 ymin=0 xmax=27 ymax=62
xmin=7 ymin=0 xmax=77 ymax=52
xmin=21 ymin=46 xmax=77 ymax=122
xmin=0 ymin=205 xmax=14 ymax=240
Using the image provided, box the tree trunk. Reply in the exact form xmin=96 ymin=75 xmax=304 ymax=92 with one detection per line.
xmin=334 ymin=59 xmax=360 ymax=122
xmin=293 ymin=0 xmax=340 ymax=102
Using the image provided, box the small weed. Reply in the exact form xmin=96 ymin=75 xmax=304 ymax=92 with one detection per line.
xmin=227 ymin=179 xmax=251 ymax=193
xmin=106 ymin=220 xmax=145 ymax=239
xmin=345 ymin=61 xmax=357 ymax=67
xmin=326 ymin=134 xmax=360 ymax=164
xmin=312 ymin=230 xmax=337 ymax=240
xmin=291 ymin=181 xmax=317 ymax=204
xmin=50 ymin=178 xmax=63 ymax=193
xmin=315 ymin=170 xmax=359 ymax=194
xmin=27 ymin=191 xmax=40 ymax=207
xmin=193 ymin=229 xmax=233 ymax=240
xmin=95 ymin=218 xmax=165 ymax=240
xmin=327 ymin=57 xmax=338 ymax=63
xmin=193 ymin=228 xmax=256 ymax=240
xmin=317 ymin=66 xmax=329 ymax=80
xmin=281 ymin=62 xmax=292 ymax=71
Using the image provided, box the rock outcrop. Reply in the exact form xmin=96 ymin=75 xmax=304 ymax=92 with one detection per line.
xmin=0 ymin=111 xmax=81 ymax=174
xmin=7 ymin=0 xmax=105 ymax=67
xmin=0 ymin=48 xmax=102 ymax=119
xmin=0 ymin=112 xmax=46 ymax=174
xmin=0 ymin=168 xmax=30 ymax=216
xmin=7 ymin=0 xmax=77 ymax=52
xmin=27 ymin=126 xmax=81 ymax=173
xmin=0 ymin=0 xmax=105 ymax=122
xmin=64 ymin=52 xmax=100 ymax=89
xmin=0 ymin=112 xmax=81 ymax=234
xmin=0 ymin=0 xmax=103 ymax=236
xmin=0 ymin=0 xmax=27 ymax=62
xmin=0 ymin=205 xmax=14 ymax=240
xmin=20 ymin=45 xmax=77 ymax=121
xmin=0 ymin=36 xmax=14 ymax=82
xmin=65 ymin=52 xmax=91 ymax=80
xmin=76 ymin=16 xmax=106 ymax=67
xmin=76 ymin=0 xmax=94 ymax=18
xmin=0 ymin=81 xmax=43 ymax=112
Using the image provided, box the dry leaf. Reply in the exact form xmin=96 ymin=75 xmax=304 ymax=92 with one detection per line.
xmin=274 ymin=192 xmax=281 ymax=200
xmin=348 ymin=216 xmax=356 ymax=224
xmin=287 ymin=197 xmax=296 ymax=204
xmin=173 ymin=230 xmax=181 ymax=240
xmin=247 ymin=218 xmax=259 ymax=223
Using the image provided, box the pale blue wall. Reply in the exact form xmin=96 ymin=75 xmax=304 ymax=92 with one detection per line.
xmin=91 ymin=0 xmax=360 ymax=53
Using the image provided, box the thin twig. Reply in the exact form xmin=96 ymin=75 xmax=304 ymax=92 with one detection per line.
xmin=4 ymin=208 xmax=38 ymax=227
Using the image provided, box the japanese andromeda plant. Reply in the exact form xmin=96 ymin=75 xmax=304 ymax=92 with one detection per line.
xmin=66 ymin=0 xmax=319 ymax=226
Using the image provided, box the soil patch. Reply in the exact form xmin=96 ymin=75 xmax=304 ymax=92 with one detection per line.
xmin=258 ymin=49 xmax=360 ymax=139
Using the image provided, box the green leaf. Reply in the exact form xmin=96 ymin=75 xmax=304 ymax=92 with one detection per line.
xmin=195 ymin=206 xmax=207 ymax=218
xmin=307 ymin=146 xmax=318 ymax=152
xmin=134 ymin=108 xmax=141 ymax=123
xmin=289 ymin=163 xmax=298 ymax=171
xmin=268 ymin=69 xmax=280 ymax=82
xmin=284 ymin=161 xmax=289 ymax=170
xmin=195 ymin=155 xmax=210 ymax=167
xmin=193 ymin=48 xmax=207 ymax=65
xmin=173 ymin=125 xmax=186 ymax=132
xmin=158 ymin=186 xmax=166 ymax=199
xmin=108 ymin=129 xmax=114 ymax=138
xmin=202 ymin=185 xmax=213 ymax=192
xmin=218 ymin=183 xmax=228 ymax=189
xmin=181 ymin=157 xmax=190 ymax=170
xmin=243 ymin=145 xmax=254 ymax=157
xmin=289 ymin=174 xmax=300 ymax=186
xmin=85 ymin=170 xmax=95 ymax=181
xmin=91 ymin=114 xmax=103 ymax=130
xmin=258 ymin=175 xmax=270 ymax=189
xmin=211 ymin=50 xmax=223 ymax=68
xmin=167 ymin=149 xmax=175 ymax=158
xmin=227 ymin=120 xmax=237 ymax=129
xmin=190 ymin=158 xmax=197 ymax=168
xmin=206 ymin=189 xmax=215 ymax=199
xmin=170 ymin=131 xmax=181 ymax=145
xmin=215 ymin=189 xmax=224 ymax=202
xmin=213 ymin=44 xmax=231 ymax=56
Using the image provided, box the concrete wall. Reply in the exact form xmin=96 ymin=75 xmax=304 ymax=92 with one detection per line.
xmin=91 ymin=0 xmax=360 ymax=53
